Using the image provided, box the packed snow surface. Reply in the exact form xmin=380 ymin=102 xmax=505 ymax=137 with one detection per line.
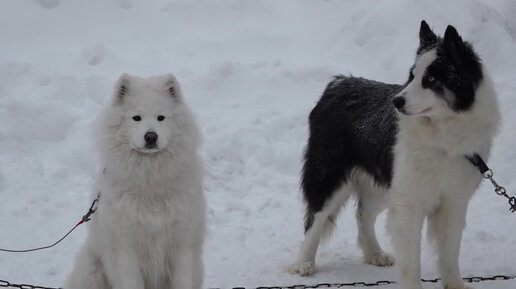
xmin=0 ymin=0 xmax=515 ymax=288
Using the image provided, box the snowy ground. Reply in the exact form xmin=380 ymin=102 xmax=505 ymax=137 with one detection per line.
xmin=0 ymin=0 xmax=515 ymax=288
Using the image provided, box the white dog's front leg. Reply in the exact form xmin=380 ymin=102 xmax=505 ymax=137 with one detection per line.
xmin=191 ymin=248 xmax=204 ymax=289
xmin=387 ymin=205 xmax=425 ymax=289
xmin=171 ymin=247 xmax=195 ymax=289
xmin=104 ymin=250 xmax=144 ymax=289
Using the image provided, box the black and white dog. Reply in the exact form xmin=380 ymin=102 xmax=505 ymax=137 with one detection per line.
xmin=289 ymin=21 xmax=500 ymax=289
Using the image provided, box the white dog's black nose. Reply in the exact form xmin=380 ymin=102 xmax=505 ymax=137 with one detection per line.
xmin=144 ymin=131 xmax=158 ymax=146
xmin=392 ymin=96 xmax=406 ymax=109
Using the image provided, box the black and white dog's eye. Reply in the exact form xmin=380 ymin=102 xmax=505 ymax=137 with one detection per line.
xmin=132 ymin=115 xmax=142 ymax=121
xmin=427 ymin=76 xmax=435 ymax=82
xmin=157 ymin=115 xmax=165 ymax=121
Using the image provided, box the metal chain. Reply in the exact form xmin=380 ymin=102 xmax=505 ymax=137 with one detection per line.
xmin=0 ymin=279 xmax=61 ymax=289
xmin=482 ymin=169 xmax=516 ymax=213
xmin=206 ymin=274 xmax=516 ymax=289
xmin=1 ymin=274 xmax=515 ymax=289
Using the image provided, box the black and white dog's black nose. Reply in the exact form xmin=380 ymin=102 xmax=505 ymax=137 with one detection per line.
xmin=144 ymin=131 xmax=158 ymax=147
xmin=392 ymin=96 xmax=406 ymax=109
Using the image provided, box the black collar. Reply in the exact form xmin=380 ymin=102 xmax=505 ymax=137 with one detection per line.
xmin=465 ymin=153 xmax=490 ymax=175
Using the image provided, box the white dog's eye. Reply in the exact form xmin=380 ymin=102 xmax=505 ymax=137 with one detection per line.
xmin=157 ymin=115 xmax=165 ymax=121
xmin=132 ymin=115 xmax=142 ymax=121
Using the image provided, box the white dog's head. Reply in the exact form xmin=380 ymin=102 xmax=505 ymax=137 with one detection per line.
xmin=392 ymin=21 xmax=484 ymax=118
xmin=99 ymin=73 xmax=199 ymax=156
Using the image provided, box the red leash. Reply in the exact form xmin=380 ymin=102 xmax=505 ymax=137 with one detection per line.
xmin=0 ymin=194 xmax=99 ymax=253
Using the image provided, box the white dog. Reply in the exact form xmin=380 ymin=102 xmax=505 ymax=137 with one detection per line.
xmin=65 ymin=73 xmax=206 ymax=289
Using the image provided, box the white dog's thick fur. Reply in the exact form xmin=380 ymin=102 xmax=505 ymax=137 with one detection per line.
xmin=387 ymin=55 xmax=500 ymax=289
xmin=64 ymin=74 xmax=206 ymax=289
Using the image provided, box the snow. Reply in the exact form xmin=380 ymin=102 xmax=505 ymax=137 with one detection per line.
xmin=0 ymin=0 xmax=515 ymax=288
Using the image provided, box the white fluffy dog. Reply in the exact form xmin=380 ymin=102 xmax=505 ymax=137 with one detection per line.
xmin=65 ymin=73 xmax=206 ymax=289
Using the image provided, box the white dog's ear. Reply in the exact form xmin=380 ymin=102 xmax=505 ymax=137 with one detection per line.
xmin=115 ymin=73 xmax=131 ymax=102
xmin=164 ymin=74 xmax=181 ymax=99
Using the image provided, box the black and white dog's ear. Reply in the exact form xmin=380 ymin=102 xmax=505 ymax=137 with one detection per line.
xmin=115 ymin=73 xmax=131 ymax=102
xmin=443 ymin=25 xmax=464 ymax=62
xmin=443 ymin=25 xmax=462 ymax=42
xmin=164 ymin=74 xmax=182 ymax=99
xmin=419 ymin=20 xmax=438 ymax=50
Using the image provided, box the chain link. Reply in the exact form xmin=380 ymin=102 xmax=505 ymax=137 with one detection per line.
xmin=207 ymin=274 xmax=516 ymax=289
xmin=1 ymin=274 xmax=515 ymax=289
xmin=0 ymin=279 xmax=61 ymax=289
xmin=482 ymin=169 xmax=516 ymax=213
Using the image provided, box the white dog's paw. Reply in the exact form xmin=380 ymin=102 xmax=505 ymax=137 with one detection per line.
xmin=364 ymin=252 xmax=394 ymax=267
xmin=287 ymin=261 xmax=316 ymax=276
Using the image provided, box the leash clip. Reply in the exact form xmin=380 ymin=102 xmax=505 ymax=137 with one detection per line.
xmin=468 ymin=154 xmax=515 ymax=213
xmin=508 ymin=197 xmax=516 ymax=213
xmin=81 ymin=193 xmax=100 ymax=223
xmin=481 ymin=169 xmax=515 ymax=213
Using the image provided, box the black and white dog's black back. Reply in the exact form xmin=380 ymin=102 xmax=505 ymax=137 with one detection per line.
xmin=288 ymin=72 xmax=400 ymax=278
xmin=302 ymin=77 xmax=400 ymax=217
xmin=289 ymin=21 xmax=499 ymax=289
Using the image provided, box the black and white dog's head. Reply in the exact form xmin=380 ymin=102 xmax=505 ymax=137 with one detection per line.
xmin=393 ymin=20 xmax=483 ymax=117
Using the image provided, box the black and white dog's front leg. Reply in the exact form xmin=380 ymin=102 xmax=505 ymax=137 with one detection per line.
xmin=387 ymin=203 xmax=425 ymax=289
xmin=428 ymin=197 xmax=472 ymax=289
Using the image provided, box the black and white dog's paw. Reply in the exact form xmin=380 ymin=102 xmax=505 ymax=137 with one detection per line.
xmin=287 ymin=261 xmax=316 ymax=276
xmin=364 ymin=252 xmax=394 ymax=267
